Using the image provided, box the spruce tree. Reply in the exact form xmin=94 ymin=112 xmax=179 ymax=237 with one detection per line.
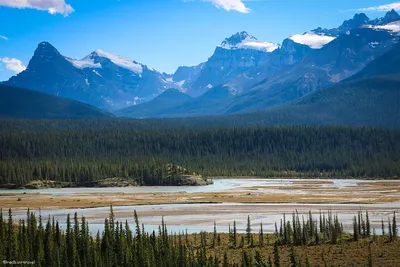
xmin=213 ymin=221 xmax=217 ymax=247
xmin=353 ymin=216 xmax=359 ymax=241
xmin=246 ymin=215 xmax=252 ymax=245
xmin=368 ymin=243 xmax=373 ymax=267
xmin=381 ymin=219 xmax=385 ymax=236
xmin=255 ymin=250 xmax=266 ymax=267
xmin=222 ymin=252 xmax=229 ymax=267
xmin=289 ymin=246 xmax=297 ymax=267
xmin=392 ymin=212 xmax=397 ymax=240
xmin=259 ymin=222 xmax=264 ymax=247
xmin=273 ymin=243 xmax=280 ymax=267
xmin=233 ymin=221 xmax=237 ymax=248
xmin=6 ymin=209 xmax=16 ymax=261
xmin=366 ymin=210 xmax=371 ymax=237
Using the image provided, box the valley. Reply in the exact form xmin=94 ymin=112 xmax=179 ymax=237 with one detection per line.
xmin=2 ymin=179 xmax=400 ymax=235
xmin=1 ymin=3 xmax=400 ymax=266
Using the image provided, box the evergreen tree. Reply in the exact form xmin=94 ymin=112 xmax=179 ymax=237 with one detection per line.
xmin=382 ymin=219 xmax=385 ymax=236
xmin=246 ymin=215 xmax=252 ymax=245
xmin=366 ymin=211 xmax=371 ymax=237
xmin=289 ymin=246 xmax=297 ymax=267
xmin=6 ymin=209 xmax=16 ymax=261
xmin=353 ymin=216 xmax=359 ymax=241
xmin=222 ymin=252 xmax=229 ymax=267
xmin=255 ymin=250 xmax=267 ymax=267
xmin=273 ymin=243 xmax=280 ymax=267
xmin=368 ymin=243 xmax=373 ymax=267
xmin=392 ymin=212 xmax=397 ymax=240
xmin=233 ymin=221 xmax=237 ymax=248
xmin=259 ymin=222 xmax=264 ymax=247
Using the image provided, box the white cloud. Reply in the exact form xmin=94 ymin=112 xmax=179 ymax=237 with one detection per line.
xmin=289 ymin=33 xmax=336 ymax=49
xmin=0 ymin=0 xmax=74 ymax=16
xmin=0 ymin=58 xmax=26 ymax=73
xmin=367 ymin=21 xmax=400 ymax=32
xmin=201 ymin=0 xmax=250 ymax=13
xmin=357 ymin=2 xmax=400 ymax=12
xmin=0 ymin=35 xmax=8 ymax=40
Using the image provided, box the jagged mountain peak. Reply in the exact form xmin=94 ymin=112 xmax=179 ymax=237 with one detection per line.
xmin=353 ymin=13 xmax=369 ymax=21
xmin=91 ymin=49 xmax=144 ymax=74
xmin=220 ymin=31 xmax=279 ymax=52
xmin=33 ymin=41 xmax=61 ymax=57
xmin=339 ymin=13 xmax=370 ymax=30
xmin=222 ymin=31 xmax=254 ymax=45
xmin=37 ymin=41 xmax=55 ymax=48
xmin=65 ymin=49 xmax=145 ymax=74
xmin=368 ymin=10 xmax=400 ymax=25
xmin=6 ymin=42 xmax=173 ymax=110
xmin=381 ymin=9 xmax=400 ymax=24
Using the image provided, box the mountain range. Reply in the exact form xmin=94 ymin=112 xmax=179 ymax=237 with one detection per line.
xmin=2 ymin=10 xmax=400 ymax=127
xmin=5 ymin=43 xmax=177 ymax=110
xmin=148 ymin=43 xmax=400 ymax=129
xmin=119 ymin=11 xmax=400 ymax=118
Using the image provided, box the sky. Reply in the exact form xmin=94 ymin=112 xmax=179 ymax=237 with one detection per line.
xmin=0 ymin=0 xmax=399 ymax=81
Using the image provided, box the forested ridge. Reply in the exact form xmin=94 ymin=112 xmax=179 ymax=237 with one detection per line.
xmin=0 ymin=85 xmax=111 ymax=119
xmin=0 ymin=120 xmax=399 ymax=186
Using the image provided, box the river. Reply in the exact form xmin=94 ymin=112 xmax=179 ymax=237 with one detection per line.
xmin=1 ymin=179 xmax=400 ymax=235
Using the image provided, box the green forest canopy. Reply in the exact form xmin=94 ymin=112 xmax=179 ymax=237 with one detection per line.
xmin=0 ymin=120 xmax=399 ymax=186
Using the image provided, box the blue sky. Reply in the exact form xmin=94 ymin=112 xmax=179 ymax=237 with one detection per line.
xmin=0 ymin=0 xmax=399 ymax=81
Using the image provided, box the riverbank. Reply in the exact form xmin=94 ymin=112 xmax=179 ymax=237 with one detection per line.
xmin=0 ymin=175 xmax=212 ymax=189
xmin=1 ymin=179 xmax=400 ymax=210
xmin=209 ymin=175 xmax=399 ymax=180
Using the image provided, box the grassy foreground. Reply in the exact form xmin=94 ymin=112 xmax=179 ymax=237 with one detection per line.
xmin=190 ymin=233 xmax=400 ymax=267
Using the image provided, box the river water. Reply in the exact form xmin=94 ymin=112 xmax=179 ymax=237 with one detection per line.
xmin=0 ymin=178 xmax=388 ymax=195
xmin=2 ymin=179 xmax=400 ymax=235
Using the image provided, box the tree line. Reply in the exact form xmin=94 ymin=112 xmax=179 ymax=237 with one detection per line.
xmin=1 ymin=122 xmax=399 ymax=186
xmin=1 ymin=207 xmax=397 ymax=267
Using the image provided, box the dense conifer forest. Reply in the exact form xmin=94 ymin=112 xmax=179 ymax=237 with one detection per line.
xmin=0 ymin=207 xmax=398 ymax=266
xmin=0 ymin=119 xmax=399 ymax=186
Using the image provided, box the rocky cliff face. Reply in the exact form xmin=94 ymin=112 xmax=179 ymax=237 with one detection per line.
xmin=184 ymin=31 xmax=312 ymax=96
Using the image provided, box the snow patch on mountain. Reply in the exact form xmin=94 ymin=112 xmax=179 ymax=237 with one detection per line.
xmin=220 ymin=32 xmax=279 ymax=52
xmin=92 ymin=69 xmax=102 ymax=77
xmin=133 ymin=96 xmax=146 ymax=105
xmin=94 ymin=49 xmax=143 ymax=74
xmin=369 ymin=42 xmax=380 ymax=48
xmin=176 ymin=80 xmax=186 ymax=87
xmin=66 ymin=57 xmax=102 ymax=69
xmin=243 ymin=73 xmax=253 ymax=80
xmin=289 ymin=32 xmax=336 ymax=49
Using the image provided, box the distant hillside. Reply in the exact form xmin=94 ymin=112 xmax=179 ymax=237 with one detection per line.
xmin=117 ymin=89 xmax=192 ymax=118
xmin=118 ymin=85 xmax=236 ymax=118
xmin=157 ymin=74 xmax=399 ymax=129
xmin=156 ymin=85 xmax=237 ymax=118
xmin=187 ymin=41 xmax=400 ymax=128
xmin=348 ymin=43 xmax=400 ymax=81
xmin=238 ymin=74 xmax=399 ymax=128
xmin=156 ymin=74 xmax=400 ymax=128
xmin=0 ymin=85 xmax=111 ymax=118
